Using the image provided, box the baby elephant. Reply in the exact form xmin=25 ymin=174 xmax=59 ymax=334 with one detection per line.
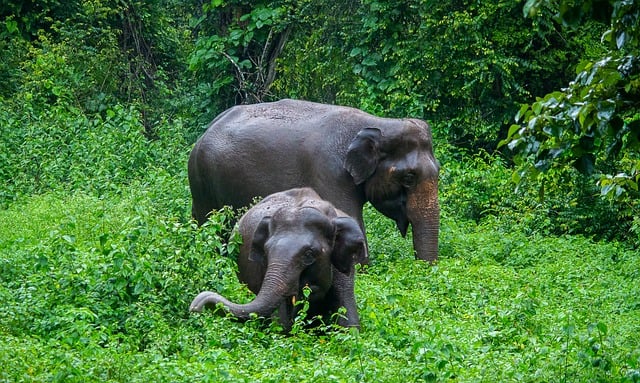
xmin=190 ymin=187 xmax=367 ymax=331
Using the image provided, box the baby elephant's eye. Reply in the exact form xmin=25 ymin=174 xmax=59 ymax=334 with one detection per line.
xmin=301 ymin=248 xmax=316 ymax=266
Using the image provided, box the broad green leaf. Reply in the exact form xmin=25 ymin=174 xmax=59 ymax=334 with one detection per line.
xmin=508 ymin=124 xmax=523 ymax=138
xmin=541 ymin=97 xmax=560 ymax=110
xmin=579 ymin=108 xmax=595 ymax=132
xmin=134 ymin=281 xmax=146 ymax=296
xmin=507 ymin=137 xmax=523 ymax=151
xmin=515 ymin=104 xmax=530 ymax=122
xmin=532 ymin=101 xmax=542 ymax=115
xmin=616 ymin=31 xmax=629 ymax=49
xmin=5 ymin=20 xmax=18 ymax=34
xmin=596 ymin=101 xmax=615 ymax=122
xmin=523 ymin=0 xmax=542 ymax=17
xmin=542 ymin=124 xmax=562 ymax=138
xmin=575 ymin=60 xmax=591 ymax=74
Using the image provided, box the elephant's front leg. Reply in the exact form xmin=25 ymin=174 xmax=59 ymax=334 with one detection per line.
xmin=331 ymin=268 xmax=361 ymax=328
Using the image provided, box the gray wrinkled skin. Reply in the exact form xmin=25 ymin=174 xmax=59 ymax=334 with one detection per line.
xmin=190 ymin=188 xmax=367 ymax=331
xmin=188 ymin=99 xmax=439 ymax=262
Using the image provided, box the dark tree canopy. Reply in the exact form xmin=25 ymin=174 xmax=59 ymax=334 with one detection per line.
xmin=503 ymin=0 xmax=640 ymax=202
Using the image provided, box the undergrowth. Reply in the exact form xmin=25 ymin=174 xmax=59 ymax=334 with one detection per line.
xmin=1 ymin=106 xmax=638 ymax=382
xmin=1 ymin=181 xmax=639 ymax=382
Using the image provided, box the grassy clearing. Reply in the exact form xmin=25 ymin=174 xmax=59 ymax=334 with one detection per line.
xmin=1 ymin=180 xmax=638 ymax=382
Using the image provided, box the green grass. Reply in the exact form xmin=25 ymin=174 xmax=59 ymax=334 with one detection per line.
xmin=1 ymin=178 xmax=639 ymax=382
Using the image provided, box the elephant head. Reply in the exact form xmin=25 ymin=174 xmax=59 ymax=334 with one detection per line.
xmin=345 ymin=119 xmax=440 ymax=262
xmin=190 ymin=190 xmax=367 ymax=330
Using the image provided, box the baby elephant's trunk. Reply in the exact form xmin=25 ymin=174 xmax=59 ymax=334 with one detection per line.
xmin=189 ymin=290 xmax=284 ymax=319
xmin=190 ymin=264 xmax=295 ymax=320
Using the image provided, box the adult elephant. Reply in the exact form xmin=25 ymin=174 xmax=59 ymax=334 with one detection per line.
xmin=188 ymin=99 xmax=439 ymax=262
xmin=190 ymin=188 xmax=367 ymax=330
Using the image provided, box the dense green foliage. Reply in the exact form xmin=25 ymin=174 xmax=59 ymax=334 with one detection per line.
xmin=272 ymin=0 xmax=607 ymax=150
xmin=1 ymin=138 xmax=639 ymax=381
xmin=503 ymin=0 xmax=640 ymax=205
xmin=1 ymin=0 xmax=639 ymax=381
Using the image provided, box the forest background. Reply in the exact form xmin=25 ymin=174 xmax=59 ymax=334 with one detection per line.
xmin=1 ymin=0 xmax=639 ymax=382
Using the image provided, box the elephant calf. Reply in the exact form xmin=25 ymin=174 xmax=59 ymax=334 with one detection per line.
xmin=190 ymin=187 xmax=367 ymax=331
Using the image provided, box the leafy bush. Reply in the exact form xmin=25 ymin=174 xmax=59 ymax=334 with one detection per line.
xmin=0 ymin=187 xmax=239 ymax=346
xmin=502 ymin=0 xmax=640 ymax=218
xmin=438 ymin=144 xmax=638 ymax=246
xmin=188 ymin=0 xmax=293 ymax=112
xmin=0 ymin=101 xmax=193 ymax=208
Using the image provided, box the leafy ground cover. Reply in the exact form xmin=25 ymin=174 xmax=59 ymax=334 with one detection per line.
xmin=1 ymin=171 xmax=638 ymax=382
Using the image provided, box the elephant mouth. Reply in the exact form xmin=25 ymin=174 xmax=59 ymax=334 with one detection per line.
xmin=284 ymin=284 xmax=324 ymax=319
xmin=369 ymin=194 xmax=410 ymax=237
xmin=295 ymin=284 xmax=325 ymax=302
xmin=395 ymin=216 xmax=410 ymax=237
xmin=284 ymin=293 xmax=308 ymax=320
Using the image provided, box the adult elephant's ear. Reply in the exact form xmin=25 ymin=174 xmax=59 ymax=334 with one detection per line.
xmin=345 ymin=127 xmax=382 ymax=185
xmin=249 ymin=216 xmax=271 ymax=265
xmin=331 ymin=217 xmax=367 ymax=273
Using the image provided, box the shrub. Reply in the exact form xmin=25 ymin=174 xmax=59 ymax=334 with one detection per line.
xmin=437 ymin=143 xmax=638 ymax=246
xmin=0 ymin=190 xmax=240 ymax=345
xmin=0 ymin=101 xmax=195 ymax=208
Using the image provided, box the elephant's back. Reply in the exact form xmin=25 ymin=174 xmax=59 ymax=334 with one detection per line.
xmin=207 ymin=99 xmax=383 ymax=138
xmin=195 ymin=101 xmax=353 ymax=186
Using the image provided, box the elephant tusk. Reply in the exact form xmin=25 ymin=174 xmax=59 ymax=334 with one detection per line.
xmin=291 ymin=296 xmax=296 ymax=306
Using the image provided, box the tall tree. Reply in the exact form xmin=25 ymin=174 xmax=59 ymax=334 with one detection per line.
xmin=275 ymin=0 xmax=602 ymax=151
xmin=502 ymin=0 xmax=640 ymax=201
xmin=188 ymin=0 xmax=295 ymax=113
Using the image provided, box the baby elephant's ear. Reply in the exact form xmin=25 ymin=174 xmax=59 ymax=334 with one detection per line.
xmin=331 ymin=217 xmax=367 ymax=273
xmin=249 ymin=216 xmax=271 ymax=264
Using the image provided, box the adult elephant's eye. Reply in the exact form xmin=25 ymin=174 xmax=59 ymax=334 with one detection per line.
xmin=401 ymin=172 xmax=416 ymax=187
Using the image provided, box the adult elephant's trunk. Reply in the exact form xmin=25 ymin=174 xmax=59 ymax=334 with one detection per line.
xmin=407 ymin=178 xmax=440 ymax=262
xmin=190 ymin=264 xmax=294 ymax=320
